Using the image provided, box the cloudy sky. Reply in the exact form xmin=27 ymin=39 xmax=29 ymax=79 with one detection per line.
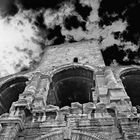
xmin=0 ymin=0 xmax=140 ymax=77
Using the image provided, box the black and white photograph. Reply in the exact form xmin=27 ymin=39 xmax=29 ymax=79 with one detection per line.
xmin=0 ymin=0 xmax=140 ymax=139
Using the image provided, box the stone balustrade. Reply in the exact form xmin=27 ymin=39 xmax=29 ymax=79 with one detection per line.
xmin=30 ymin=102 xmax=118 ymax=123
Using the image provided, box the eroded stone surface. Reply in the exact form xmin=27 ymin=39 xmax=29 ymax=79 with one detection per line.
xmin=0 ymin=41 xmax=140 ymax=140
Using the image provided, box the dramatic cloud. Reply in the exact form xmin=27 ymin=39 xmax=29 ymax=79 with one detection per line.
xmin=0 ymin=11 xmax=43 ymax=77
xmin=0 ymin=0 xmax=140 ymax=77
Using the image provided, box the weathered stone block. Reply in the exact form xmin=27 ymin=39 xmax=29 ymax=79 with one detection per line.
xmin=83 ymin=102 xmax=95 ymax=114
xmin=56 ymin=106 xmax=70 ymax=121
xmin=71 ymin=102 xmax=82 ymax=115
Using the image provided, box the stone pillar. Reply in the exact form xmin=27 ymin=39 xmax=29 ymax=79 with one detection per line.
xmin=71 ymin=102 xmax=82 ymax=115
xmin=32 ymin=75 xmax=51 ymax=117
xmin=96 ymin=74 xmax=108 ymax=104
xmin=105 ymin=68 xmax=129 ymax=103
xmin=104 ymin=68 xmax=118 ymax=88
xmin=83 ymin=102 xmax=95 ymax=119
xmin=19 ymin=72 xmax=42 ymax=106
xmin=38 ymin=75 xmax=50 ymax=98
xmin=34 ymin=75 xmax=50 ymax=107
xmin=24 ymin=72 xmax=42 ymax=94
xmin=56 ymin=106 xmax=70 ymax=121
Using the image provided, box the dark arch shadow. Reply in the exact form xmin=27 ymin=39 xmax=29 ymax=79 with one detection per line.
xmin=0 ymin=77 xmax=28 ymax=115
xmin=47 ymin=66 xmax=95 ymax=107
xmin=120 ymin=69 xmax=140 ymax=106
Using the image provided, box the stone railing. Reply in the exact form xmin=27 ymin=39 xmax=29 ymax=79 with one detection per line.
xmin=31 ymin=102 xmax=118 ymax=123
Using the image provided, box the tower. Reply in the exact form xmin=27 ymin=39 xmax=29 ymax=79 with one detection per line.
xmin=0 ymin=40 xmax=140 ymax=139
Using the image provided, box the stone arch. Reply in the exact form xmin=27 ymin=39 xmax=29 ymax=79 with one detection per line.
xmin=0 ymin=76 xmax=28 ymax=115
xmin=120 ymin=68 xmax=140 ymax=106
xmin=47 ymin=65 xmax=95 ymax=107
xmin=35 ymin=130 xmax=108 ymax=140
xmin=50 ymin=64 xmax=95 ymax=76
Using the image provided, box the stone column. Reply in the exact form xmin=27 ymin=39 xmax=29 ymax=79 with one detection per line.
xmin=32 ymin=75 xmax=51 ymax=117
xmin=19 ymin=72 xmax=42 ymax=106
xmin=24 ymin=72 xmax=42 ymax=95
xmin=83 ymin=102 xmax=95 ymax=119
xmin=104 ymin=68 xmax=118 ymax=88
xmin=36 ymin=75 xmax=51 ymax=105
xmin=71 ymin=102 xmax=82 ymax=115
xmin=96 ymin=73 xmax=108 ymax=104
xmin=104 ymin=68 xmax=130 ymax=103
xmin=56 ymin=106 xmax=70 ymax=121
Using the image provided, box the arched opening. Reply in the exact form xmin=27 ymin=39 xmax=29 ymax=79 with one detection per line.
xmin=0 ymin=77 xmax=28 ymax=115
xmin=120 ymin=69 xmax=140 ymax=106
xmin=73 ymin=57 xmax=78 ymax=63
xmin=47 ymin=67 xmax=95 ymax=108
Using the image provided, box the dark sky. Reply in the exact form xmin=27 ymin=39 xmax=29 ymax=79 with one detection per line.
xmin=19 ymin=0 xmax=140 ymax=65
xmin=0 ymin=0 xmax=140 ymax=77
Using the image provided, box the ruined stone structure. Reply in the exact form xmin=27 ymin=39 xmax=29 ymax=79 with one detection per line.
xmin=0 ymin=40 xmax=140 ymax=140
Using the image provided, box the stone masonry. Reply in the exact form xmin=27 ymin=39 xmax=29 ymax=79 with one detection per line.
xmin=0 ymin=40 xmax=140 ymax=140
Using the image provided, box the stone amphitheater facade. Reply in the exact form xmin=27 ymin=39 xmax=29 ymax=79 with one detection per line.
xmin=0 ymin=40 xmax=140 ymax=140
